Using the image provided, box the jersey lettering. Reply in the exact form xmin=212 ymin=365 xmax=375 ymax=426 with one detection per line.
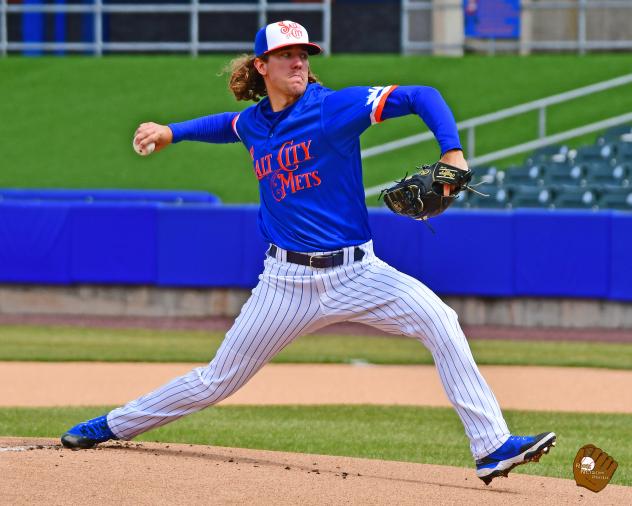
xmin=271 ymin=169 xmax=321 ymax=202
xmin=277 ymin=139 xmax=313 ymax=171
xmin=251 ymin=138 xmax=318 ymax=201
xmin=254 ymin=154 xmax=273 ymax=180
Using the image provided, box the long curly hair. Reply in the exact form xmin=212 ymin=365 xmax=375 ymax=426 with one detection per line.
xmin=224 ymin=53 xmax=320 ymax=102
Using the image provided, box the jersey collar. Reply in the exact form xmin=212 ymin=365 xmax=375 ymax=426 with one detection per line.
xmin=256 ymin=83 xmax=320 ymax=128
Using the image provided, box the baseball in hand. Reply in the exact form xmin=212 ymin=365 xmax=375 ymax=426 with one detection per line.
xmin=133 ymin=137 xmax=155 ymax=156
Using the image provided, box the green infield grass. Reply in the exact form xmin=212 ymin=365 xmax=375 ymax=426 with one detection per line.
xmin=1 ymin=405 xmax=630 ymax=486
xmin=1 ymin=325 xmax=632 ymax=369
xmin=1 ymin=55 xmax=631 ymax=203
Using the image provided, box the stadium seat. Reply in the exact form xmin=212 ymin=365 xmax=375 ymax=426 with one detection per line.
xmin=585 ymin=162 xmax=630 ymax=187
xmin=524 ymin=145 xmax=568 ymax=165
xmin=573 ymin=145 xmax=611 ymax=164
xmin=552 ymin=185 xmax=599 ymax=210
xmin=510 ymin=185 xmax=554 ymax=209
xmin=614 ymin=142 xmax=632 ymax=163
xmin=502 ymin=165 xmax=546 ymax=186
xmin=598 ymin=143 xmax=618 ymax=160
xmin=598 ymin=185 xmax=632 ymax=210
xmin=596 ymin=125 xmax=632 ymax=146
xmin=543 ymin=162 xmax=585 ymax=186
xmin=466 ymin=184 xmax=511 ymax=209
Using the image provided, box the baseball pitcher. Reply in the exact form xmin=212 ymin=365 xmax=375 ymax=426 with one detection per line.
xmin=61 ymin=20 xmax=555 ymax=485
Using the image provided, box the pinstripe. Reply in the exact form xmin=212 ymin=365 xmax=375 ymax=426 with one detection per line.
xmin=344 ymin=261 xmax=492 ymax=450
xmin=378 ymin=263 xmax=508 ymax=454
xmin=319 ymin=268 xmax=389 ymax=321
xmin=257 ymin=269 xmax=327 ymax=363
xmin=257 ymin=262 xmax=307 ymax=362
xmin=109 ymin=258 xmax=325 ymax=439
xmin=382 ymin=266 xmax=508 ymax=447
xmin=109 ymin=262 xmax=283 ymax=435
xmin=384 ymin=275 xmax=501 ymax=443
xmin=226 ymin=262 xmax=298 ymax=374
xmin=344 ymin=260 xmax=505 ymax=455
xmin=113 ymin=261 xmax=278 ymax=430
xmin=115 ymin=261 xmax=286 ymax=432
xmin=360 ymin=263 xmax=501 ymax=450
xmin=347 ymin=262 xmax=437 ymax=339
xmin=341 ymin=265 xmax=418 ymax=334
xmin=414 ymin=280 xmax=506 ymax=423
xmin=227 ymin=260 xmax=284 ymax=360
xmin=218 ymin=264 xmax=291 ymax=387
xmin=107 ymin=242 xmax=510 ymax=459
xmin=341 ymin=265 xmax=413 ymax=334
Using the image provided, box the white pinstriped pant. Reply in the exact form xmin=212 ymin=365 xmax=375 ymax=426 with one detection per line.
xmin=107 ymin=241 xmax=510 ymax=459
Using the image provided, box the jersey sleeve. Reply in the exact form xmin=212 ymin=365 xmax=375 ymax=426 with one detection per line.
xmin=321 ymin=86 xmax=395 ymax=153
xmin=381 ymin=86 xmax=461 ymax=154
xmin=168 ymin=112 xmax=241 ymax=144
xmin=322 ymin=85 xmax=462 ymax=156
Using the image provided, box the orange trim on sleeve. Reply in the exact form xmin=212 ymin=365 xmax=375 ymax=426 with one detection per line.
xmin=231 ymin=114 xmax=241 ymax=139
xmin=373 ymin=85 xmax=399 ymax=124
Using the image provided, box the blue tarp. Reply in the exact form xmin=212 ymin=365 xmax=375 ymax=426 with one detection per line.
xmin=70 ymin=203 xmax=158 ymax=284
xmin=610 ymin=212 xmax=632 ymax=301
xmin=0 ymin=201 xmax=629 ymax=300
xmin=513 ymin=209 xmax=610 ymax=298
xmin=157 ymin=205 xmax=266 ymax=287
xmin=0 ymin=202 xmax=73 ymax=283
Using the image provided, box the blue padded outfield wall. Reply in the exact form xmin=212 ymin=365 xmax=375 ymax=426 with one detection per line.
xmin=0 ymin=200 xmax=631 ymax=301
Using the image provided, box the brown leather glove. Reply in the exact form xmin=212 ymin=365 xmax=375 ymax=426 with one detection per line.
xmin=573 ymin=444 xmax=618 ymax=492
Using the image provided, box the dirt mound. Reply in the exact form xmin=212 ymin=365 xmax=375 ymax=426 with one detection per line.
xmin=1 ymin=438 xmax=629 ymax=505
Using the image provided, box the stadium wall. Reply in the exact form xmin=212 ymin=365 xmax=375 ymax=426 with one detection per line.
xmin=1 ymin=202 xmax=630 ymax=298
xmin=0 ymin=202 xmax=631 ymax=327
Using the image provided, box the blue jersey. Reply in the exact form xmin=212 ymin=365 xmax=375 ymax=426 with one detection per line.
xmin=169 ymin=83 xmax=462 ymax=252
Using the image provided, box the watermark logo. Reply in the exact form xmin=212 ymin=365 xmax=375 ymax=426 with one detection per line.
xmin=573 ymin=444 xmax=618 ymax=493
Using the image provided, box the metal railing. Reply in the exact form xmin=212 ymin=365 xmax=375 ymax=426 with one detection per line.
xmin=466 ymin=112 xmax=632 ymax=168
xmin=401 ymin=0 xmax=460 ymax=54
xmin=402 ymin=0 xmax=632 ymax=55
xmin=363 ymin=72 xmax=632 ymax=196
xmin=0 ymin=0 xmax=331 ymax=56
xmin=0 ymin=0 xmax=6 ymax=56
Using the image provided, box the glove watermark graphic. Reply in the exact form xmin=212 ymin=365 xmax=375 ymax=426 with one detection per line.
xmin=573 ymin=444 xmax=618 ymax=493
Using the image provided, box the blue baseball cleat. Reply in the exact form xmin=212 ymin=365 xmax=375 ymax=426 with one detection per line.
xmin=476 ymin=432 xmax=556 ymax=485
xmin=61 ymin=415 xmax=117 ymax=449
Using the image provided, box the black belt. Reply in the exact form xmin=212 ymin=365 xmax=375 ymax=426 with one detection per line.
xmin=267 ymin=244 xmax=365 ymax=269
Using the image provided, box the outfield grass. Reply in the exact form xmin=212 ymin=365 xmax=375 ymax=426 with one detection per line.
xmin=1 ymin=405 xmax=630 ymax=486
xmin=1 ymin=325 xmax=632 ymax=369
xmin=1 ymin=55 xmax=631 ymax=203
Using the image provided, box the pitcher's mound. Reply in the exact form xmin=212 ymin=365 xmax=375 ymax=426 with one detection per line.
xmin=1 ymin=437 xmax=629 ymax=505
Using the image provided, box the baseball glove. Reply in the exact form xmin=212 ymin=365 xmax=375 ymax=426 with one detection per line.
xmin=379 ymin=161 xmax=473 ymax=221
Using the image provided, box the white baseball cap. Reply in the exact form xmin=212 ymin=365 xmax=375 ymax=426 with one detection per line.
xmin=254 ymin=20 xmax=322 ymax=57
